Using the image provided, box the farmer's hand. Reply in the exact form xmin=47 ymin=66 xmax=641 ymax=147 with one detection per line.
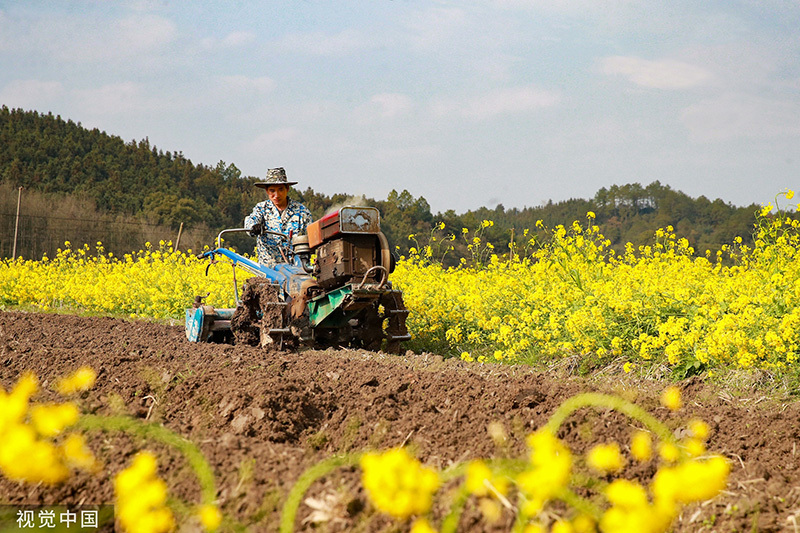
xmin=248 ymin=223 xmax=263 ymax=237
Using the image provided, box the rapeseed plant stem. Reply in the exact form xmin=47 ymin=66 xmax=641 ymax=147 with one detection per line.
xmin=77 ymin=414 xmax=217 ymax=504
xmin=544 ymin=392 xmax=676 ymax=447
xmin=440 ymin=486 xmax=470 ymax=533
xmin=279 ymin=453 xmax=362 ymax=533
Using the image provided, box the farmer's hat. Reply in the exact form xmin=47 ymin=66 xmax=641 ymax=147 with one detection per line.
xmin=255 ymin=167 xmax=297 ymax=188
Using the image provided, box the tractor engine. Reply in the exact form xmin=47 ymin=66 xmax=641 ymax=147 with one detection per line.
xmin=303 ymin=206 xmax=394 ymax=289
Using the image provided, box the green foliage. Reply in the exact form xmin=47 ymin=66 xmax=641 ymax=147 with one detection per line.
xmin=0 ymin=106 xmax=249 ymax=226
xmin=672 ymin=358 xmax=707 ymax=380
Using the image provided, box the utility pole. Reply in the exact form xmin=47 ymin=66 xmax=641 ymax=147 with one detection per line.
xmin=12 ymin=187 xmax=22 ymax=260
xmin=174 ymin=222 xmax=184 ymax=251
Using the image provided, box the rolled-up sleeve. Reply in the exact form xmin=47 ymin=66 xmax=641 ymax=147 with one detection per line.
xmin=244 ymin=204 xmax=263 ymax=230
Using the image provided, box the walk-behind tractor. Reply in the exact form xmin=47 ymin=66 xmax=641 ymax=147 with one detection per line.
xmin=185 ymin=206 xmax=410 ymax=352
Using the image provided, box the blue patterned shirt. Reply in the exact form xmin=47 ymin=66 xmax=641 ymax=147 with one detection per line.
xmin=244 ymin=199 xmax=313 ymax=264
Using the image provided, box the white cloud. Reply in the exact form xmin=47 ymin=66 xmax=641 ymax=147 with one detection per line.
xmin=220 ymin=75 xmax=275 ymax=93
xmin=355 ymin=93 xmax=414 ymax=123
xmin=123 ymin=0 xmax=165 ymax=12
xmin=369 ymin=144 xmax=442 ymax=165
xmin=0 ymin=9 xmax=10 ymax=52
xmin=221 ymin=31 xmax=255 ymax=47
xmin=600 ymin=56 xmax=713 ymax=89
xmin=114 ymin=14 xmax=176 ymax=53
xmin=494 ymin=0 xmax=618 ymax=14
xmin=245 ymin=128 xmax=300 ymax=152
xmin=73 ymin=82 xmax=162 ymax=115
xmin=402 ymin=6 xmax=468 ymax=50
xmin=50 ymin=13 xmax=177 ymax=63
xmin=681 ymin=92 xmax=800 ymax=142
xmin=1 ymin=11 xmax=176 ymax=63
xmin=274 ymin=28 xmax=369 ymax=56
xmin=202 ymin=31 xmax=256 ymax=50
xmin=682 ymin=42 xmax=798 ymax=95
xmin=0 ymin=79 xmax=63 ymax=109
xmin=433 ymin=85 xmax=560 ymax=120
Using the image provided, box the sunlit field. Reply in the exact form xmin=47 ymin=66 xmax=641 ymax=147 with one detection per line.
xmin=2 ymin=193 xmax=798 ymax=376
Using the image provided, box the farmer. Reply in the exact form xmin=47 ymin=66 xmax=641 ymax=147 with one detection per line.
xmin=244 ymin=167 xmax=313 ymax=265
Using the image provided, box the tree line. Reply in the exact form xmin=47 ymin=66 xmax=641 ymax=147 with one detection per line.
xmin=1 ymin=106 xmax=772 ymax=261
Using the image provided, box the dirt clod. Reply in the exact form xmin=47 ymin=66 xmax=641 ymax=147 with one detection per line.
xmin=231 ymin=278 xmax=284 ymax=346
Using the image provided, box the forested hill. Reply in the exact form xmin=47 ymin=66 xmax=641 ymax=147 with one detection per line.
xmin=0 ymin=106 xmax=257 ymax=229
xmin=0 ymin=106 xmax=768 ymax=260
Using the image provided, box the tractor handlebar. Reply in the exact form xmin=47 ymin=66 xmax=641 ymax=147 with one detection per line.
xmin=195 ymin=228 xmax=290 ymax=260
xmin=215 ymin=227 xmax=288 ymax=249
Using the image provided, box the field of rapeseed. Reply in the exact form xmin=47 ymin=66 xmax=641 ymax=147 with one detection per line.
xmin=393 ymin=192 xmax=800 ymax=374
xmin=0 ymin=241 xmax=244 ymax=319
xmin=1 ymin=192 xmax=798 ymax=375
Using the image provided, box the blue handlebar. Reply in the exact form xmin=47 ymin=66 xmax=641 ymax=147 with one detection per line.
xmin=201 ymin=246 xmax=311 ymax=296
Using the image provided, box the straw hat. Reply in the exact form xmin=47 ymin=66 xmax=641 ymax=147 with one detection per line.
xmin=254 ymin=167 xmax=297 ymax=188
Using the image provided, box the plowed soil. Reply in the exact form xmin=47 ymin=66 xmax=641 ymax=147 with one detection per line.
xmin=1 ymin=310 xmax=799 ymax=532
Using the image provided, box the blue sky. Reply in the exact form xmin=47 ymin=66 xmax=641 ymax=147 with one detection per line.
xmin=1 ymin=1 xmax=798 ymax=214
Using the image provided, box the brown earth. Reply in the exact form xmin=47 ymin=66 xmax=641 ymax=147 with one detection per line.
xmin=1 ymin=310 xmax=799 ymax=532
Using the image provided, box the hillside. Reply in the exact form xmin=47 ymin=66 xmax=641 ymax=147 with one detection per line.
xmin=1 ymin=106 xmax=766 ymax=260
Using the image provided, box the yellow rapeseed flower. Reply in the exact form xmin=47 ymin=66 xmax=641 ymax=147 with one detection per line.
xmin=465 ymin=460 xmax=493 ymax=496
xmin=517 ymin=429 xmax=572 ymax=515
xmin=586 ymin=442 xmax=625 ymax=474
xmin=688 ymin=419 xmax=710 ymax=440
xmin=651 ymin=455 xmax=730 ymax=505
xmin=360 ymin=447 xmax=440 ymax=519
xmin=660 ymin=386 xmax=682 ymax=411
xmin=630 ymin=431 xmax=652 ymax=462
xmin=30 ymin=402 xmax=79 ymax=437
xmin=658 ymin=442 xmax=680 ymax=464
xmin=410 ymin=518 xmax=437 ymax=533
xmin=465 ymin=459 xmax=508 ymax=498
xmin=197 ymin=503 xmax=222 ymax=532
xmin=61 ymin=433 xmax=99 ymax=472
xmin=3 ymin=372 xmax=39 ymax=425
xmin=478 ymin=498 xmax=502 ymax=522
xmin=571 ymin=515 xmax=596 ymax=533
xmin=0 ymin=372 xmax=94 ymax=485
xmin=601 ymin=478 xmax=674 ymax=533
xmin=55 ymin=367 xmax=97 ymax=395
xmin=551 ymin=519 xmax=573 ymax=533
xmin=0 ymin=424 xmax=69 ymax=484
xmin=683 ymin=437 xmax=706 ymax=457
xmin=114 ymin=451 xmax=175 ymax=533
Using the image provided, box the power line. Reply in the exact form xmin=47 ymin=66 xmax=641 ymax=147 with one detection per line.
xmin=0 ymin=212 xmax=200 ymax=229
